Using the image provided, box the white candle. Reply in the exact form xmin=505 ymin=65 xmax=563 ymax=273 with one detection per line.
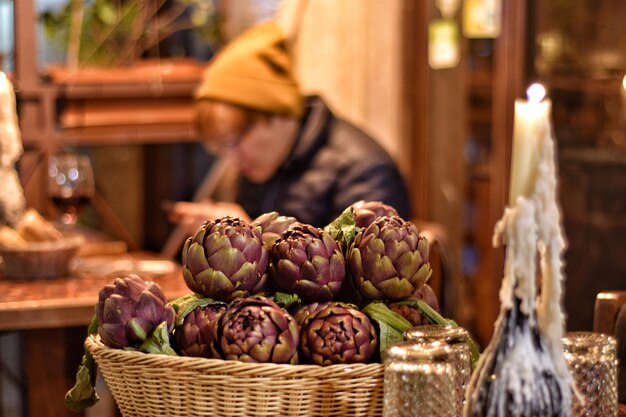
xmin=509 ymin=83 xmax=550 ymax=206
xmin=493 ymin=82 xmax=573 ymax=399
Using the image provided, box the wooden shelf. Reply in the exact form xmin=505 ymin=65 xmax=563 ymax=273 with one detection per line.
xmin=15 ymin=56 xmax=208 ymax=252
xmin=45 ymin=58 xmax=205 ymax=88
xmin=26 ymin=123 xmax=200 ymax=146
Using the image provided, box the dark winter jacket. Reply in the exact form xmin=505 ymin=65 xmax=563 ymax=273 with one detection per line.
xmin=237 ymin=96 xmax=411 ymax=227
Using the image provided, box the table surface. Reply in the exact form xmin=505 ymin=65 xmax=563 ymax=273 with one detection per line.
xmin=1 ymin=253 xmax=625 ymax=416
xmin=0 ymin=253 xmax=190 ymax=331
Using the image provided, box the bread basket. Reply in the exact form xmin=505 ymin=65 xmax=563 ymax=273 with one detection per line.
xmin=0 ymin=236 xmax=83 ymax=279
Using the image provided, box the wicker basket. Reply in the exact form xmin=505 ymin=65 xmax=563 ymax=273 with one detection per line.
xmin=0 ymin=236 xmax=83 ymax=279
xmin=86 ymin=335 xmax=384 ymax=417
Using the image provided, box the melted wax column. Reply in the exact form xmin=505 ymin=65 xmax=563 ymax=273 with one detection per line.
xmin=507 ymin=83 xmax=571 ymax=383
xmin=510 ymin=84 xmax=571 ymax=384
xmin=463 ymin=84 xmax=573 ymax=417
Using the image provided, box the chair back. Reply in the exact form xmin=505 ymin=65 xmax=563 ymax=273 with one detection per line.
xmin=593 ymin=291 xmax=626 ymax=405
xmin=413 ymin=220 xmax=453 ymax=315
xmin=594 ymin=291 xmax=626 ymax=334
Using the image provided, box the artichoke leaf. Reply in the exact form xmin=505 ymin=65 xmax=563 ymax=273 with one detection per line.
xmin=65 ymin=315 xmax=100 ymax=411
xmin=323 ymin=206 xmax=359 ymax=253
xmin=138 ymin=321 xmax=178 ymax=356
xmin=170 ymin=293 xmax=203 ymax=312
xmin=362 ymin=302 xmax=412 ymax=357
xmin=173 ymin=293 xmax=223 ymax=327
xmin=270 ymin=291 xmax=301 ymax=310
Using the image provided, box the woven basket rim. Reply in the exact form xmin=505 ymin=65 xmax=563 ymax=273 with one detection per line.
xmin=86 ymin=334 xmax=384 ymax=378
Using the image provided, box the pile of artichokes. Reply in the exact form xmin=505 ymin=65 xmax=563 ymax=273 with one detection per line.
xmin=67 ymin=200 xmax=456 ymax=411
xmin=173 ymin=200 xmax=438 ymax=365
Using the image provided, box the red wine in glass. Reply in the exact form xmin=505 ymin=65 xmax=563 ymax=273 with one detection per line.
xmin=48 ymin=153 xmax=95 ymax=225
xmin=51 ymin=196 xmax=92 ymax=219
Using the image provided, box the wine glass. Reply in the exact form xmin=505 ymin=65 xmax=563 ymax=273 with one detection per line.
xmin=48 ymin=152 xmax=95 ymax=225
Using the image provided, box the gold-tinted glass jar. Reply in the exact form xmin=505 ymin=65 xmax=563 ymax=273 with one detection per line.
xmin=563 ymin=331 xmax=618 ymax=417
xmin=383 ymin=341 xmax=457 ymax=417
xmin=404 ymin=325 xmax=471 ymax=416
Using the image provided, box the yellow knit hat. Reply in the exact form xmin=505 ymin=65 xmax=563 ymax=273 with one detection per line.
xmin=195 ymin=21 xmax=304 ymax=118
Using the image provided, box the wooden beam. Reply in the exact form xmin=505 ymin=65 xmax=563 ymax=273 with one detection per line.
xmin=402 ymin=0 xmax=430 ymax=219
xmin=12 ymin=0 xmax=38 ymax=90
xmin=476 ymin=0 xmax=528 ymax=345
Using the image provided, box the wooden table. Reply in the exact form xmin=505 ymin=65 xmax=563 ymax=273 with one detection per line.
xmin=0 ymin=254 xmax=190 ymax=417
xmin=2 ymin=255 xmax=625 ymax=417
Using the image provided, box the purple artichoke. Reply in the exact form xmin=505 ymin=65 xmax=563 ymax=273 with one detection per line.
xmin=250 ymin=211 xmax=298 ymax=249
xmin=388 ymin=284 xmax=440 ymax=326
xmin=182 ymin=216 xmax=269 ymax=301
xmin=348 ymin=216 xmax=432 ymax=301
xmin=292 ymin=302 xmax=325 ymax=328
xmin=175 ymin=303 xmax=226 ymax=357
xmin=299 ymin=301 xmax=378 ymax=365
xmin=268 ymin=223 xmax=345 ymax=303
xmin=215 ymin=296 xmax=300 ymax=364
xmin=351 ymin=200 xmax=400 ymax=228
xmin=95 ymin=274 xmax=175 ymax=349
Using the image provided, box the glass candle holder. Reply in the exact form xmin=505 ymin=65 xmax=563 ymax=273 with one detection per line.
xmin=404 ymin=325 xmax=471 ymax=417
xmin=562 ymin=331 xmax=618 ymax=417
xmin=383 ymin=341 xmax=457 ymax=417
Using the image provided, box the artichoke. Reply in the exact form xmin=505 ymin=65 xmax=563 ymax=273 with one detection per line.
xmin=268 ymin=223 xmax=345 ymax=303
xmin=95 ymin=274 xmax=175 ymax=349
xmin=292 ymin=302 xmax=324 ymax=328
xmin=182 ymin=216 xmax=269 ymax=301
xmin=388 ymin=283 xmax=440 ymax=326
xmin=351 ymin=200 xmax=400 ymax=228
xmin=175 ymin=302 xmax=226 ymax=357
xmin=299 ymin=301 xmax=378 ymax=365
xmin=348 ymin=216 xmax=432 ymax=301
xmin=215 ymin=296 xmax=299 ymax=364
xmin=250 ymin=211 xmax=297 ymax=249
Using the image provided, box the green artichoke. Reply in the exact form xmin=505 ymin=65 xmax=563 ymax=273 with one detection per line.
xmin=299 ymin=301 xmax=378 ymax=365
xmin=175 ymin=303 xmax=226 ymax=357
xmin=351 ymin=200 xmax=400 ymax=228
xmin=182 ymin=216 xmax=269 ymax=301
xmin=95 ymin=274 xmax=175 ymax=349
xmin=215 ymin=296 xmax=299 ymax=364
xmin=268 ymin=223 xmax=345 ymax=303
xmin=348 ymin=216 xmax=432 ymax=301
xmin=250 ymin=211 xmax=297 ymax=249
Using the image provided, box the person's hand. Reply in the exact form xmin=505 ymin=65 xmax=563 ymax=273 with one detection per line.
xmin=168 ymin=200 xmax=251 ymax=235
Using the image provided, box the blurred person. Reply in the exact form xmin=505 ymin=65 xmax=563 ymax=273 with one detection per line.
xmin=170 ymin=21 xmax=410 ymax=231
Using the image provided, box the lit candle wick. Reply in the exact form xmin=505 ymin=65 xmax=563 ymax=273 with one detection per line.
xmin=527 ymin=83 xmax=546 ymax=105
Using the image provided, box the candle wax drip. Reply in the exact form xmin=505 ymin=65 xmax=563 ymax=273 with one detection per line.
xmin=465 ymin=99 xmax=572 ymax=416
xmin=464 ymin=297 xmax=567 ymax=417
